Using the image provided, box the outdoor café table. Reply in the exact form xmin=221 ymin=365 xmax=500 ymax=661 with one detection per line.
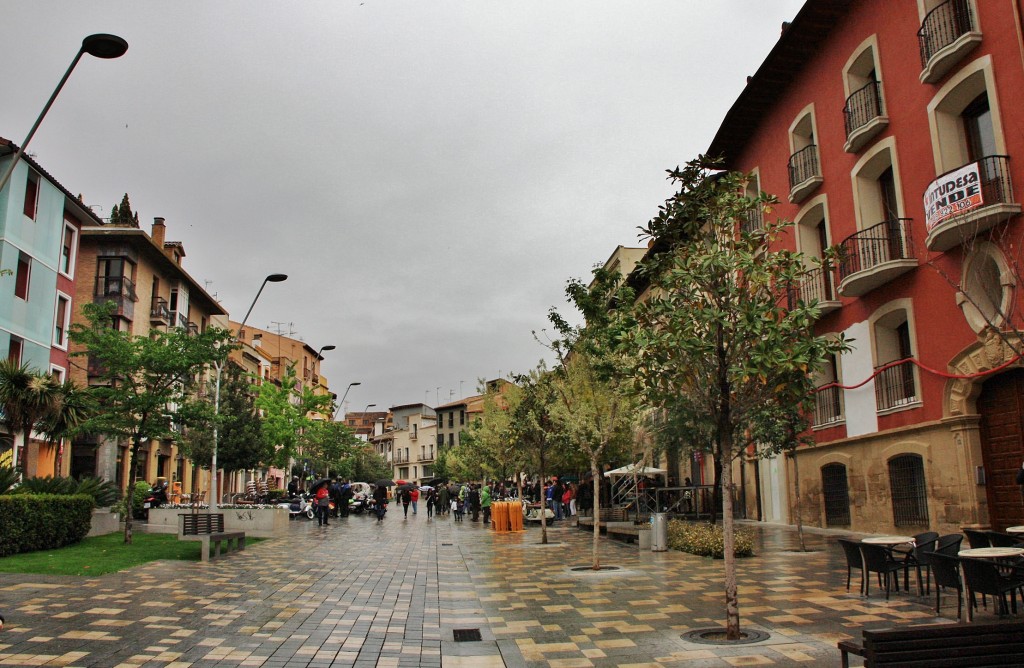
xmin=958 ymin=547 xmax=1024 ymax=559
xmin=862 ymin=535 xmax=915 ymax=546
xmin=1006 ymin=526 xmax=1024 ymax=534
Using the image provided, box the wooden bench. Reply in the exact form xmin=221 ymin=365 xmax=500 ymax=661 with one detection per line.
xmin=177 ymin=513 xmax=245 ymax=562
xmin=838 ymin=621 xmax=1024 ymax=667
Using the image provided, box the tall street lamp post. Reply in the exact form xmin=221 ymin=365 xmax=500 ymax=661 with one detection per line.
xmin=334 ymin=382 xmax=361 ymax=421
xmin=0 ymin=34 xmax=129 ymax=193
xmin=210 ymin=273 xmax=287 ymax=512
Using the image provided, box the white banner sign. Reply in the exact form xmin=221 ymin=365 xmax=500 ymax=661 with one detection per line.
xmin=924 ymin=162 xmax=984 ymax=231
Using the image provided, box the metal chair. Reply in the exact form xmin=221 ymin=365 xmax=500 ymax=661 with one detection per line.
xmin=960 ymin=557 xmax=1024 ymax=621
xmin=929 ymin=552 xmax=965 ymax=622
xmin=964 ymin=529 xmax=991 ymax=549
xmin=916 ymin=534 xmax=965 ymax=595
xmin=860 ymin=543 xmax=905 ymax=600
xmin=838 ymin=538 xmax=865 ymax=594
xmin=986 ymin=531 xmax=1024 ymax=548
xmin=893 ymin=531 xmax=938 ymax=595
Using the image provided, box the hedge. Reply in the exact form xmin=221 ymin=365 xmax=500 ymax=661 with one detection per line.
xmin=667 ymin=519 xmax=755 ymax=559
xmin=0 ymin=494 xmax=95 ymax=557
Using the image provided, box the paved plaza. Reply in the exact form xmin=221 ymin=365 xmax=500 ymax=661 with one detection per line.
xmin=0 ymin=511 xmax=996 ymax=667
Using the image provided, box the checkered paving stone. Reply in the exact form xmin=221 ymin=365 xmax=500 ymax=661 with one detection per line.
xmin=0 ymin=514 xmax=1012 ymax=667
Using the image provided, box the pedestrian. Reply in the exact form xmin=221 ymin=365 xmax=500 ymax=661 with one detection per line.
xmin=329 ymin=478 xmax=342 ymax=518
xmin=315 ymin=484 xmax=331 ymax=526
xmin=683 ymin=477 xmax=693 ymax=513
xmin=373 ymin=484 xmax=388 ymax=522
xmin=410 ymin=486 xmax=420 ymax=515
xmin=438 ymin=484 xmax=450 ymax=517
xmin=551 ymin=478 xmax=564 ymax=521
xmin=287 ymin=476 xmax=299 ymax=498
xmin=426 ymin=487 xmax=437 ymax=517
xmin=564 ymin=482 xmax=576 ymax=517
xmin=468 ymin=484 xmax=481 ymax=522
xmin=453 ymin=492 xmax=463 ymax=521
xmin=401 ymin=486 xmax=412 ymax=518
xmin=481 ymin=483 xmax=492 ymax=525
xmin=340 ymin=481 xmax=353 ymax=517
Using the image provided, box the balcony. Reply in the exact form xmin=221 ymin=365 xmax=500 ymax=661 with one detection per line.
xmin=918 ymin=0 xmax=981 ymax=84
xmin=788 ymin=145 xmax=822 ymax=204
xmin=925 ymin=156 xmax=1019 ymax=252
xmin=176 ymin=313 xmax=189 ymax=329
xmin=837 ymin=218 xmax=916 ymax=297
xmin=741 ymin=207 xmax=763 ymax=236
xmin=813 ymin=384 xmax=844 ymax=428
xmin=150 ymin=297 xmax=171 ymax=326
xmin=787 ymin=266 xmax=841 ymax=316
xmin=875 ymin=359 xmax=918 ymax=412
xmin=186 ymin=322 xmax=199 ymax=335
xmin=843 ymin=81 xmax=887 ymax=153
xmin=95 ymin=275 xmax=137 ymax=302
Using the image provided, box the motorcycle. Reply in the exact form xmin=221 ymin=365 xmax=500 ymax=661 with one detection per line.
xmin=348 ymin=493 xmax=370 ymax=515
xmin=142 ymin=482 xmax=168 ymax=518
xmin=278 ymin=493 xmax=315 ymax=520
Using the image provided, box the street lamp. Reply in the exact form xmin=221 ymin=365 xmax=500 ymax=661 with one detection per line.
xmin=210 ymin=273 xmax=288 ymax=512
xmin=334 ymin=382 xmax=361 ymax=420
xmin=363 ymin=403 xmax=377 ymax=414
xmin=0 ymin=34 xmax=129 ymax=193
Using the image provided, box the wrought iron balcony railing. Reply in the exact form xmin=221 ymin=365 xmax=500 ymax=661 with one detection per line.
xmin=788 ymin=144 xmax=821 ymax=202
xmin=150 ymin=297 xmax=171 ymax=324
xmin=813 ymin=384 xmax=843 ymax=427
xmin=838 ymin=218 xmax=914 ymax=281
xmin=918 ymin=0 xmax=975 ymax=66
xmin=875 ymin=359 xmax=917 ymax=411
xmin=94 ymin=275 xmax=137 ymax=301
xmin=843 ymin=81 xmax=884 ymax=139
xmin=787 ymin=265 xmax=836 ymax=310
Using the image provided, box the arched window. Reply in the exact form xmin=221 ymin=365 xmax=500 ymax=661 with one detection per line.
xmin=888 ymin=454 xmax=929 ymax=526
xmin=821 ymin=463 xmax=851 ymax=526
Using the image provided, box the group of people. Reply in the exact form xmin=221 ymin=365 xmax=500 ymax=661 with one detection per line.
xmin=289 ymin=476 xmax=362 ymax=527
xmin=393 ymin=482 xmax=495 ymax=523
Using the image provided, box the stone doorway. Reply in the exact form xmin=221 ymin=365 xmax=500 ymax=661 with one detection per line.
xmin=978 ymin=368 xmax=1024 ymax=529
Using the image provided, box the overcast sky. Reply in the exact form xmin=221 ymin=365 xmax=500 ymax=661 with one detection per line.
xmin=3 ymin=1 xmax=804 ymax=413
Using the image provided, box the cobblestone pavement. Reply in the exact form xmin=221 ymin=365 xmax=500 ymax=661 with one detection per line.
xmin=0 ymin=511 xmax=1000 ymax=667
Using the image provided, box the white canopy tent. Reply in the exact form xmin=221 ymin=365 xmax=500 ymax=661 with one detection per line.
xmin=604 ymin=464 xmax=668 ymax=515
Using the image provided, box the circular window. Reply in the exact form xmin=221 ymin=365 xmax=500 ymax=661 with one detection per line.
xmin=959 ymin=243 xmax=1012 ymax=333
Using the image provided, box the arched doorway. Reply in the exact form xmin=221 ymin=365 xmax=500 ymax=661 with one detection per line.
xmin=978 ymin=368 xmax=1024 ymax=529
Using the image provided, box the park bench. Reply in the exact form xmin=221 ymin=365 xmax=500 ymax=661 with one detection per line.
xmin=177 ymin=513 xmax=245 ymax=562
xmin=838 ymin=620 xmax=1024 ymax=667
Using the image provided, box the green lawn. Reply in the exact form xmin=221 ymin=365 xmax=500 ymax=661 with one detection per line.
xmin=0 ymin=532 xmax=258 ymax=576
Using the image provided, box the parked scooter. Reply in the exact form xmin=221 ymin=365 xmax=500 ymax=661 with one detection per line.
xmin=143 ymin=480 xmax=168 ymax=516
xmin=348 ymin=493 xmax=370 ymax=515
xmin=278 ymin=493 xmax=315 ymax=520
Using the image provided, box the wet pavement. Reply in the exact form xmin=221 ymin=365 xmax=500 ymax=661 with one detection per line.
xmin=0 ymin=510 xmax=1001 ymax=666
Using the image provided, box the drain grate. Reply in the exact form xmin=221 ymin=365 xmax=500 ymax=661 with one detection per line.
xmin=453 ymin=628 xmax=482 ymax=642
xmin=441 ymin=543 xmax=453 ymax=546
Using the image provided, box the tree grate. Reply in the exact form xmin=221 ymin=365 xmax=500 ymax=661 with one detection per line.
xmin=453 ymin=628 xmax=482 ymax=642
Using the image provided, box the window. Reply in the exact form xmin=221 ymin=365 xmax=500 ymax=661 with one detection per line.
xmin=448 ymin=433 xmax=454 ymax=447
xmin=788 ymin=106 xmax=822 ymax=203
xmin=917 ymin=0 xmax=981 ymax=83
xmin=14 ymin=252 xmax=30 ymax=300
xmin=813 ymin=353 xmax=844 ymax=427
xmin=437 ymin=434 xmax=444 ymax=447
xmin=793 ymin=196 xmax=837 ymax=309
xmin=23 ymin=172 xmax=38 ymax=220
xmin=962 ymin=93 xmax=995 ymax=162
xmin=842 ymin=37 xmax=887 ymax=153
xmin=54 ymin=293 xmax=71 ymax=348
xmin=8 ymin=336 xmax=23 ymax=363
xmin=459 ymin=410 xmax=465 ymax=425
xmin=448 ymin=413 xmax=454 ymax=428
xmin=872 ymin=303 xmax=919 ymax=411
xmin=821 ymin=464 xmax=851 ymax=526
xmin=888 ymin=454 xmax=929 ymax=526
xmin=60 ymin=218 xmax=78 ymax=276
xmin=958 ymin=241 xmax=1013 ymax=332
xmin=741 ymin=171 xmax=763 ymax=234
xmin=97 ymin=257 xmax=137 ymax=299
xmin=927 ymin=57 xmax=1006 ymax=175
xmin=49 ymin=365 xmax=65 ymax=383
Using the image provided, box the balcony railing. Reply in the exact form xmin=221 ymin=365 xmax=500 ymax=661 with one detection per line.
xmin=813 ymin=384 xmax=844 ymax=427
xmin=843 ymin=81 xmax=886 ymax=151
xmin=95 ymin=275 xmax=137 ymax=301
xmin=925 ymin=155 xmax=1018 ymax=251
xmin=741 ymin=207 xmax=763 ymax=235
xmin=176 ymin=313 xmax=189 ymax=329
xmin=837 ymin=218 xmax=915 ymax=294
xmin=787 ymin=266 xmax=840 ymax=314
xmin=150 ymin=297 xmax=171 ymax=325
xmin=186 ymin=322 xmax=199 ymax=335
xmin=918 ymin=0 xmax=975 ymax=67
xmin=875 ymin=359 xmax=917 ymax=411
xmin=788 ymin=144 xmax=822 ymax=203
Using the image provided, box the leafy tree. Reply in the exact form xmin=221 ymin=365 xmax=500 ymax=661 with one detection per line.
xmin=301 ymin=420 xmax=362 ymax=476
xmin=454 ymin=383 xmax=526 ymax=487
xmin=0 ymin=360 xmax=92 ymax=478
xmin=255 ymin=364 xmax=333 ymax=470
xmin=69 ymin=301 xmax=232 ymax=544
xmin=544 ymin=267 xmax=640 ymax=569
xmin=213 ymin=362 xmax=271 ymax=475
xmin=626 ymin=156 xmax=848 ymax=639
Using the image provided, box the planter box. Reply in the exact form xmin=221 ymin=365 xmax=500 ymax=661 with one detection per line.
xmin=146 ymin=507 xmax=289 ymax=538
xmin=87 ymin=508 xmax=120 ymax=537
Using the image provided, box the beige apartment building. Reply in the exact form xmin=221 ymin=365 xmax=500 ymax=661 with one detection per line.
xmin=67 ymin=217 xmax=226 ymax=493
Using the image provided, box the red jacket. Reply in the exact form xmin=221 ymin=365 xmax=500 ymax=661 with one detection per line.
xmin=410 ymin=488 xmax=420 ymax=502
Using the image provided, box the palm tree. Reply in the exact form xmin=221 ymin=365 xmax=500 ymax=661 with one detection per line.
xmin=0 ymin=360 xmax=61 ymax=477
xmin=43 ymin=380 xmax=95 ymax=474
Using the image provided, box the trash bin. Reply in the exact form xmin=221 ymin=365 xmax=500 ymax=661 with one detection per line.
xmin=650 ymin=512 xmax=668 ymax=552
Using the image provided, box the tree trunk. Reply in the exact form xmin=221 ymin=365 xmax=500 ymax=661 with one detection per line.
xmin=19 ymin=429 xmax=31 ymax=479
xmin=721 ymin=453 xmax=740 ymax=639
xmin=539 ymin=445 xmax=548 ymax=545
xmin=790 ymin=452 xmax=806 ymax=552
xmin=124 ymin=435 xmax=142 ymax=545
xmin=711 ymin=456 xmax=723 ymax=525
xmin=591 ymin=459 xmax=601 ymax=569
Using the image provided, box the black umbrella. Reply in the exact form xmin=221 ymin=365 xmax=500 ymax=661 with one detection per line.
xmin=308 ymin=478 xmax=331 ymax=493
xmin=374 ymin=478 xmax=396 ymax=488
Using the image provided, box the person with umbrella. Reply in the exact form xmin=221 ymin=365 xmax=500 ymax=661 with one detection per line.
xmin=410 ymin=486 xmax=420 ymax=515
xmin=400 ymin=485 xmax=413 ymax=518
xmin=372 ymin=481 xmax=389 ymax=522
xmin=310 ymin=479 xmax=331 ymax=526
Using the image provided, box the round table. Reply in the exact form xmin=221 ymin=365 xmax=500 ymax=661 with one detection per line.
xmin=958 ymin=547 xmax=1024 ymax=558
xmin=862 ymin=535 xmax=915 ymax=546
xmin=1005 ymin=526 xmax=1024 ymax=534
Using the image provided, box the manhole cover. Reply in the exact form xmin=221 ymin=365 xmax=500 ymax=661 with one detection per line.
xmin=682 ymin=628 xmax=769 ymax=645
xmin=570 ymin=565 xmax=621 ymax=572
xmin=453 ymin=628 xmax=482 ymax=642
